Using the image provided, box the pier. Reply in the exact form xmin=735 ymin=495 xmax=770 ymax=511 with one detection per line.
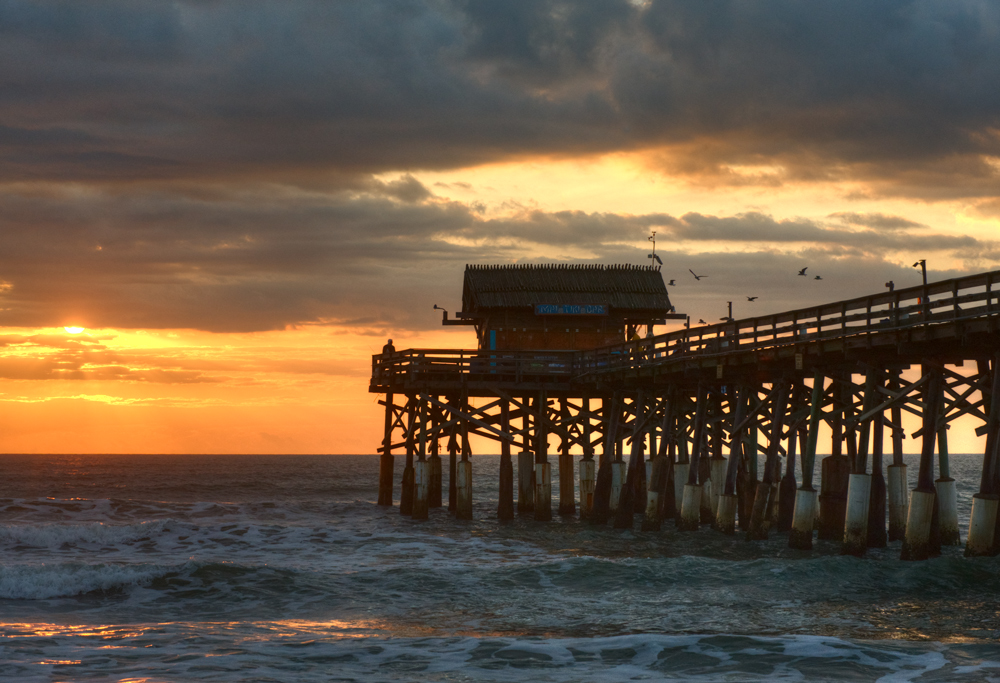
xmin=370 ymin=264 xmax=1000 ymax=560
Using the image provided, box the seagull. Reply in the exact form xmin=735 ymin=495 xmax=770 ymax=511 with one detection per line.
xmin=698 ymin=319 xmax=707 ymax=325
xmin=798 ymin=267 xmax=808 ymax=276
xmin=667 ymin=279 xmax=676 ymax=286
xmin=814 ymin=275 xmax=823 ymax=280
xmin=747 ymin=296 xmax=758 ymax=302
xmin=689 ymin=269 xmax=707 ymax=280
xmin=648 ymin=253 xmax=663 ymax=266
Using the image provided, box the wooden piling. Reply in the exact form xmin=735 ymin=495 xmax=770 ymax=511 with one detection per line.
xmin=534 ymin=393 xmax=552 ymax=522
xmin=378 ymin=391 xmax=395 ymax=506
xmin=498 ymin=401 xmax=514 ymax=520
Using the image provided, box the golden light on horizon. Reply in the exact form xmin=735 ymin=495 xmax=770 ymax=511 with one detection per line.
xmin=64 ymin=326 xmax=85 ymax=334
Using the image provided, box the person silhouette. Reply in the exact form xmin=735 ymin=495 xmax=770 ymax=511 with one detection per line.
xmin=382 ymin=339 xmax=395 ymax=356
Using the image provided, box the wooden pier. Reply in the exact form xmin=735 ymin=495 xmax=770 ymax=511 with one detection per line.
xmin=370 ymin=265 xmax=1000 ymax=560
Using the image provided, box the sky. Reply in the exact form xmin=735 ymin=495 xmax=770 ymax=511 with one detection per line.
xmin=1 ymin=0 xmax=999 ymax=454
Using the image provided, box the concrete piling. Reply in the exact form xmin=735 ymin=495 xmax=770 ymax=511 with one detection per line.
xmin=579 ymin=458 xmax=596 ymax=519
xmin=901 ymin=489 xmax=936 ymax=561
xmin=517 ymin=451 xmax=534 ymax=515
xmin=559 ymin=451 xmax=576 ymax=516
xmin=378 ymin=453 xmax=394 ymax=506
xmin=841 ymin=473 xmax=871 ymax=556
xmin=412 ymin=459 xmax=430 ymax=520
xmin=715 ymin=493 xmax=738 ymax=535
xmin=610 ymin=461 xmax=626 ymax=514
xmin=887 ymin=464 xmax=908 ymax=541
xmin=429 ymin=454 xmax=442 ymax=508
xmin=673 ymin=462 xmax=689 ymax=515
xmin=498 ymin=452 xmax=514 ymax=520
xmin=789 ymin=488 xmax=818 ymax=549
xmin=965 ymin=494 xmax=998 ymax=556
xmin=678 ymin=483 xmax=702 ymax=530
xmin=535 ymin=462 xmax=552 ymax=521
xmin=456 ymin=458 xmax=473 ymax=520
xmin=936 ymin=478 xmax=960 ymax=546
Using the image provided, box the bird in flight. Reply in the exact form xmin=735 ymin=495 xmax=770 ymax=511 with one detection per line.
xmin=798 ymin=267 xmax=808 ymax=276
xmin=667 ymin=279 xmax=676 ymax=286
xmin=814 ymin=275 xmax=823 ymax=280
xmin=698 ymin=319 xmax=707 ymax=325
xmin=747 ymin=296 xmax=758 ymax=302
xmin=689 ymin=269 xmax=707 ymax=280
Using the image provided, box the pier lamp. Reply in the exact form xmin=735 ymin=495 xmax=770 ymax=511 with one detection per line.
xmin=912 ymin=260 xmax=927 ymax=286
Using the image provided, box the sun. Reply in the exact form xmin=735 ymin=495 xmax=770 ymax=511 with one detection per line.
xmin=64 ymin=326 xmax=85 ymax=334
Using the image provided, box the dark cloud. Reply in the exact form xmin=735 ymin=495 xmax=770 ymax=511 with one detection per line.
xmin=0 ymin=183 xmax=992 ymax=333
xmin=0 ymin=0 xmax=998 ymax=193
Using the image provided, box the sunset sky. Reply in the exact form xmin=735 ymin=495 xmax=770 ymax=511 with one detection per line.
xmin=2 ymin=1 xmax=1000 ymax=453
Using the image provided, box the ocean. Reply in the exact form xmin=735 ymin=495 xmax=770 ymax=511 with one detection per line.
xmin=1 ymin=452 xmax=999 ymax=682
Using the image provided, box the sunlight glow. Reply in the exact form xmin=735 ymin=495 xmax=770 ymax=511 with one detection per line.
xmin=64 ymin=326 xmax=85 ymax=334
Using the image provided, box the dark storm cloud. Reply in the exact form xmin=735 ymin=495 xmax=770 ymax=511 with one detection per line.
xmin=1 ymin=0 xmax=998 ymax=191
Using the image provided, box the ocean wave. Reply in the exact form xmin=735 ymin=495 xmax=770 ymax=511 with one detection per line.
xmin=0 ymin=519 xmax=169 ymax=548
xmin=0 ymin=562 xmax=166 ymax=600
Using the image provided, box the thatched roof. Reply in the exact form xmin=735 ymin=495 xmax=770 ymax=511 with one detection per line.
xmin=462 ymin=264 xmax=673 ymax=314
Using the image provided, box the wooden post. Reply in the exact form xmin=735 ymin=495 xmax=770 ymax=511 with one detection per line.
xmin=717 ymin=385 xmax=747 ymax=535
xmin=887 ymin=370 xmax=908 ymax=541
xmin=378 ymin=391 xmax=395 ymax=506
xmin=535 ymin=392 xmax=552 ymax=522
xmin=456 ymin=395 xmax=473 ymax=521
xmin=579 ymin=397 xmax=596 ymax=519
xmin=412 ymin=396 xmax=430 ymax=520
xmin=936 ymin=422 xmax=960 ymax=546
xmin=517 ymin=395 xmax=534 ymax=515
xmin=902 ymin=367 xmax=943 ymax=560
xmin=429 ymin=403 xmax=443 ymax=508
xmin=748 ymin=380 xmax=789 ymax=540
xmin=590 ymin=393 xmax=619 ymax=526
xmin=790 ymin=372 xmax=823 ymax=550
xmin=679 ymin=384 xmax=707 ymax=531
xmin=558 ymin=399 xmax=575 ymax=515
xmin=818 ymin=379 xmax=850 ymax=540
xmin=615 ymin=390 xmax=644 ymax=529
xmin=868 ymin=388 xmax=888 ymax=549
xmin=497 ymin=400 xmax=514 ymax=520
xmin=843 ymin=370 xmax=879 ymax=555
xmin=400 ymin=395 xmax=415 ymax=517
xmin=968 ymin=354 xmax=1000 ymax=556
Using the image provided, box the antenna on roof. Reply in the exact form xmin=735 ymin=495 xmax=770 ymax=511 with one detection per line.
xmin=647 ymin=231 xmax=662 ymax=269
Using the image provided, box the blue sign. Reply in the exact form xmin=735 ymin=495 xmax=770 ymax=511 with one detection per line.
xmin=534 ymin=304 xmax=608 ymax=316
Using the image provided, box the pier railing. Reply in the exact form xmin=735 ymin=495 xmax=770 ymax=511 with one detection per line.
xmin=371 ymin=270 xmax=1000 ymax=387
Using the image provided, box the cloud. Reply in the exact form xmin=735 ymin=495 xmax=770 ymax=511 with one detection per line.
xmin=0 ymin=181 xmax=992 ymax=333
xmin=0 ymin=0 xmax=998 ymax=197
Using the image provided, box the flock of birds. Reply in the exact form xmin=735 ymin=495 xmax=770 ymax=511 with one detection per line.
xmin=666 ymin=265 xmax=824 ymax=327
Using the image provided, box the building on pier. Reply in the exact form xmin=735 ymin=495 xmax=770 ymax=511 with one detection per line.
xmin=444 ymin=263 xmax=684 ymax=351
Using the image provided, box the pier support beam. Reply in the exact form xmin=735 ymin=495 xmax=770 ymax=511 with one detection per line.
xmin=378 ymin=391 xmax=395 ymax=506
xmin=902 ymin=367 xmax=943 ymax=560
xmin=534 ymin=393 xmax=552 ymax=522
xmin=887 ymin=372 xmax=908 ymax=541
xmin=967 ymin=494 xmax=999 ymax=556
xmin=679 ymin=384 xmax=707 ymax=531
xmin=936 ymin=427 xmax=961 ymax=546
xmin=842 ymin=473 xmax=871 ymax=555
xmin=400 ymin=396 xmax=416 ymax=517
xmin=498 ymin=402 xmax=514 ymax=520
xmin=790 ymin=372 xmax=824 ymax=550
xmin=558 ymin=400 xmax=576 ymax=516
xmin=968 ymin=354 xmax=1000 ymax=557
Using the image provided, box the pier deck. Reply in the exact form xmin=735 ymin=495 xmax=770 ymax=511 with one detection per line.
xmin=370 ymin=270 xmax=1000 ymax=559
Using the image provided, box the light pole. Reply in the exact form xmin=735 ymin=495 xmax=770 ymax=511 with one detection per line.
xmin=912 ymin=260 xmax=927 ymax=286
